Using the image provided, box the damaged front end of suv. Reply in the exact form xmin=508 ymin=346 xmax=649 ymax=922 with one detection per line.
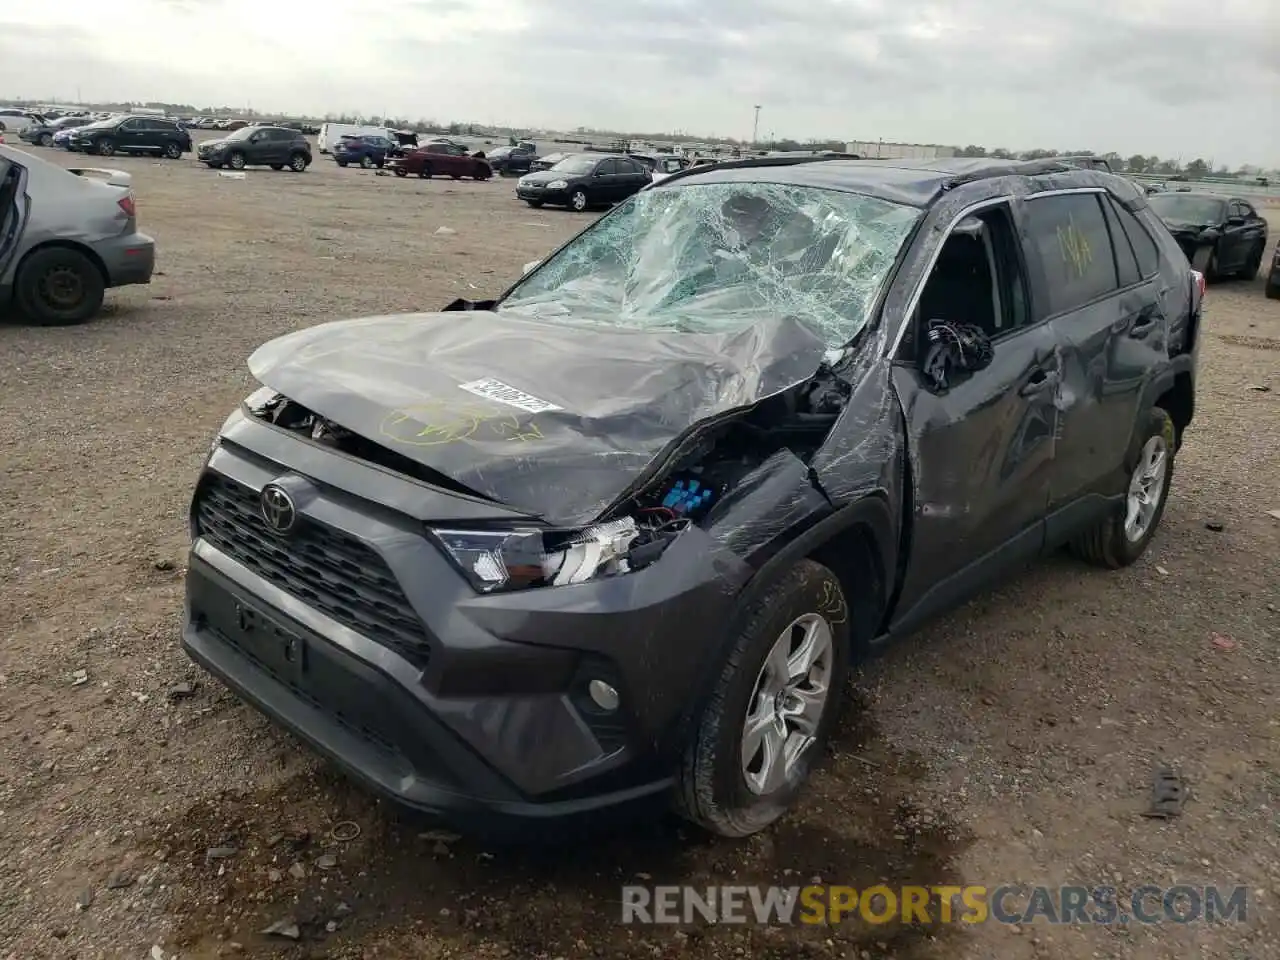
xmin=183 ymin=171 xmax=921 ymax=837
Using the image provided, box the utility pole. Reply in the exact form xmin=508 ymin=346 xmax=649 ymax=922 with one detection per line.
xmin=752 ymin=105 xmax=761 ymax=145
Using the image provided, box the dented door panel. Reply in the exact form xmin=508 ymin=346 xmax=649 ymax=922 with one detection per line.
xmin=1048 ymin=283 xmax=1168 ymax=508
xmin=888 ymin=322 xmax=1059 ymax=628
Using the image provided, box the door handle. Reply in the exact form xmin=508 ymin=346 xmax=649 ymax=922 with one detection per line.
xmin=1128 ymin=315 xmax=1158 ymax=339
xmin=1019 ymin=369 xmax=1059 ymax=397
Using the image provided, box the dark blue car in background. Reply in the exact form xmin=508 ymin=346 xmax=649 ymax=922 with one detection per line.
xmin=333 ymin=135 xmax=395 ymax=169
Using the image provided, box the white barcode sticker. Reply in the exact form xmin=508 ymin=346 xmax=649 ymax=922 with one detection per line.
xmin=457 ymin=377 xmax=562 ymax=413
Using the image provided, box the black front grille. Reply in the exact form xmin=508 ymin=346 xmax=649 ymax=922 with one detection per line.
xmin=195 ymin=473 xmax=432 ymax=667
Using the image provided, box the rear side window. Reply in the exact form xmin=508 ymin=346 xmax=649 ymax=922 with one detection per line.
xmin=1109 ymin=199 xmax=1161 ymax=278
xmin=1023 ymin=193 xmax=1120 ymax=315
xmin=1100 ymin=198 xmax=1141 ymax=287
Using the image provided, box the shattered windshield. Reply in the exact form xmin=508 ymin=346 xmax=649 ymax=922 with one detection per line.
xmin=500 ymin=181 xmax=921 ymax=345
xmin=1147 ymin=194 xmax=1227 ymax=224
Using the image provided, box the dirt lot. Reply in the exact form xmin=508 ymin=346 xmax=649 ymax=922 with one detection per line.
xmin=1 ymin=140 xmax=1278 ymax=960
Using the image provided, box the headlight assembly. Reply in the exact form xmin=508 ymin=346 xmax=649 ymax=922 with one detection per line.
xmin=431 ymin=518 xmax=645 ymax=593
xmin=545 ymin=179 xmax=568 ymax=190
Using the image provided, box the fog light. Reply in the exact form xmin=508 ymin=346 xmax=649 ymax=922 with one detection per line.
xmin=587 ymin=679 xmax=620 ymax=711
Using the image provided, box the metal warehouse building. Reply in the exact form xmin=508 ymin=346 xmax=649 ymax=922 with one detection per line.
xmin=845 ymin=141 xmax=957 ymax=160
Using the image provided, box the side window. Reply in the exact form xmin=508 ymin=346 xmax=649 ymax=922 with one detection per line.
xmin=1242 ymin=203 xmax=1258 ymax=219
xmin=1109 ymin=200 xmax=1160 ymax=278
xmin=1099 ymin=197 xmax=1141 ymax=288
xmin=911 ymin=203 xmax=1029 ymax=352
xmin=1228 ymin=202 xmax=1247 ymax=220
xmin=1022 ymin=193 xmax=1119 ymax=316
xmin=598 ymin=159 xmax=620 ymax=175
xmin=120 ymin=119 xmax=141 ymax=131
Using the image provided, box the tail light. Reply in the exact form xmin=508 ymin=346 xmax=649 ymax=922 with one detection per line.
xmin=118 ymin=194 xmax=136 ymax=218
xmin=1191 ymin=269 xmax=1206 ymax=299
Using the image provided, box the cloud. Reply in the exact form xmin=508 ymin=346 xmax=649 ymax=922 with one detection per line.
xmin=0 ymin=0 xmax=1276 ymax=166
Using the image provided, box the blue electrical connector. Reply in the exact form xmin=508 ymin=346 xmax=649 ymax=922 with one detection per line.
xmin=661 ymin=478 xmax=715 ymax=516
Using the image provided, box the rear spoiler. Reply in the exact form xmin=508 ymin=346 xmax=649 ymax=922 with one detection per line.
xmin=66 ymin=167 xmax=132 ymax=188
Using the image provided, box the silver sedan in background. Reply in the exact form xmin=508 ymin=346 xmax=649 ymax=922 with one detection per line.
xmin=0 ymin=143 xmax=155 ymax=324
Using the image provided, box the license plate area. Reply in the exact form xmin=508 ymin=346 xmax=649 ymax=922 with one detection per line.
xmin=206 ymin=592 xmax=308 ymax=685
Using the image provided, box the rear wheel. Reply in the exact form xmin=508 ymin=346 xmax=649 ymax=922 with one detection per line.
xmin=228 ymin=151 xmax=247 ymax=170
xmin=393 ymin=167 xmax=408 ymax=178
xmin=570 ymin=188 xmax=589 ymax=212
xmin=1266 ymin=268 xmax=1280 ymax=300
xmin=1070 ymin=407 xmax=1175 ymax=568
xmin=289 ymin=152 xmax=308 ymax=172
xmin=525 ymin=200 xmax=544 ymax=208
xmin=270 ymin=163 xmax=284 ymax=170
xmin=418 ymin=165 xmax=432 ymax=179
xmin=360 ymin=155 xmax=373 ymax=169
xmin=675 ymin=559 xmax=850 ymax=837
xmin=1239 ymin=242 xmax=1264 ymax=280
xmin=163 ymin=142 xmax=182 ymax=159
xmin=14 ymin=247 xmax=106 ymax=326
xmin=39 ymin=133 xmax=52 ymax=147
xmin=94 ymin=137 xmax=115 ymax=157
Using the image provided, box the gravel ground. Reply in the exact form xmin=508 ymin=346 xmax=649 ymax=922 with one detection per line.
xmin=1 ymin=138 xmax=1278 ymax=960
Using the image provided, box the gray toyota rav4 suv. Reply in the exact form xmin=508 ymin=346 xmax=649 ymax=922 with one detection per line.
xmin=183 ymin=156 xmax=1201 ymax=838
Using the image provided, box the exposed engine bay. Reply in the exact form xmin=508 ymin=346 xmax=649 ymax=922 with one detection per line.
xmin=246 ymin=363 xmax=850 ymax=590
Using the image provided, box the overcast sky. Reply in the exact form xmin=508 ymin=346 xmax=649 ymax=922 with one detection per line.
xmin=2 ymin=0 xmax=1276 ymax=166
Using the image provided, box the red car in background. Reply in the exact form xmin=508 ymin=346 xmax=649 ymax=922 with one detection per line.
xmin=389 ymin=141 xmax=491 ymax=180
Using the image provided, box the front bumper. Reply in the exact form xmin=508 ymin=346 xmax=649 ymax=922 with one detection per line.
xmin=516 ymin=184 xmax=570 ymax=204
xmin=181 ymin=418 xmax=748 ymax=831
xmin=93 ymin=232 xmax=155 ymax=287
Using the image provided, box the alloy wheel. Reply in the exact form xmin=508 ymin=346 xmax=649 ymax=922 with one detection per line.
xmin=1124 ymin=435 xmax=1169 ymax=542
xmin=740 ymin=613 xmax=834 ymax=796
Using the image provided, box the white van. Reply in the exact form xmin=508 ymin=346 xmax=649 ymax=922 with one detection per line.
xmin=318 ymin=122 xmax=394 ymax=154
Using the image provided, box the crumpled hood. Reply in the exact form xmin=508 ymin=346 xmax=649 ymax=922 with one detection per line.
xmin=247 ymin=310 xmax=830 ymax=526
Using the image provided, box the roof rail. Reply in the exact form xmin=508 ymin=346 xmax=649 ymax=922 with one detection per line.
xmin=941 ymin=156 xmax=1109 ymax=189
xmin=657 ymin=152 xmax=860 ymax=189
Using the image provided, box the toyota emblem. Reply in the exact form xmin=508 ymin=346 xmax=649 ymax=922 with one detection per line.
xmin=260 ymin=484 xmax=297 ymax=534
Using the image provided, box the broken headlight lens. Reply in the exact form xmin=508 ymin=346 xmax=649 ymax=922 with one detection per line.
xmin=430 ymin=518 xmax=640 ymax=593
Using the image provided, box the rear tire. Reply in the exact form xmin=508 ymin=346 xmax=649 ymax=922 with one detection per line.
xmin=14 ymin=247 xmax=106 ymax=326
xmin=675 ymin=559 xmax=850 ymax=838
xmin=289 ymin=152 xmax=308 ymax=172
xmin=39 ymin=133 xmax=52 ymax=147
xmin=1239 ymin=242 xmax=1264 ymax=280
xmin=360 ymin=155 xmax=373 ymax=169
xmin=1266 ymin=271 xmax=1280 ymax=300
xmin=1069 ymin=406 xmax=1175 ymax=568
xmin=270 ymin=163 xmax=284 ymax=170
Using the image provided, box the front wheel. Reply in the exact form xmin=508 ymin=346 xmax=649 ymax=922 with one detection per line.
xmin=525 ymin=200 xmax=543 ymax=208
xmin=14 ymin=247 xmax=107 ymax=326
xmin=569 ymin=188 xmax=589 ymax=212
xmin=393 ymin=167 xmax=408 ymax=178
xmin=94 ymin=137 xmax=115 ymax=157
xmin=1070 ymin=406 xmax=1175 ymax=568
xmin=39 ymin=133 xmax=52 ymax=147
xmin=360 ymin=155 xmax=373 ymax=169
xmin=163 ymin=142 xmax=182 ymax=159
xmin=676 ymin=559 xmax=850 ymax=837
xmin=228 ymin=151 xmax=247 ymax=170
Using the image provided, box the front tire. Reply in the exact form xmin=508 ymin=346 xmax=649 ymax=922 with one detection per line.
xmin=14 ymin=247 xmax=106 ymax=326
xmin=39 ymin=133 xmax=52 ymax=147
xmin=1266 ymin=269 xmax=1280 ymax=300
xmin=228 ymin=151 xmax=247 ymax=170
xmin=94 ymin=137 xmax=115 ymax=157
xmin=570 ymin=188 xmax=589 ymax=212
xmin=1070 ymin=406 xmax=1175 ymax=568
xmin=360 ymin=155 xmax=373 ymax=169
xmin=676 ymin=559 xmax=850 ymax=838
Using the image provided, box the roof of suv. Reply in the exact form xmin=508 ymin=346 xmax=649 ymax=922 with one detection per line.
xmin=659 ymin=156 xmax=1139 ymax=209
